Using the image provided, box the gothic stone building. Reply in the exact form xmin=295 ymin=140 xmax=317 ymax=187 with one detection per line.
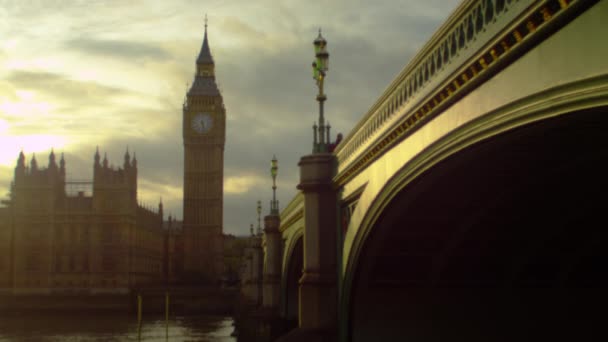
xmin=0 ymin=149 xmax=166 ymax=294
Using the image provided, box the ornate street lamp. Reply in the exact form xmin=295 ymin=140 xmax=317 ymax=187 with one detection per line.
xmin=256 ymin=200 xmax=262 ymax=235
xmin=270 ymin=155 xmax=279 ymax=215
xmin=312 ymin=29 xmax=330 ymax=153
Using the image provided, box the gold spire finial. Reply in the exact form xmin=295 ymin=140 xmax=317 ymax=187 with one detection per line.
xmin=205 ymin=14 xmax=208 ymax=30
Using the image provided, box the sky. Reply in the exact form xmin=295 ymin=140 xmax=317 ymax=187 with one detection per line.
xmin=0 ymin=0 xmax=461 ymax=236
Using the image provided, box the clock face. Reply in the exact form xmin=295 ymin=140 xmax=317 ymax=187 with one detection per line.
xmin=191 ymin=113 xmax=213 ymax=134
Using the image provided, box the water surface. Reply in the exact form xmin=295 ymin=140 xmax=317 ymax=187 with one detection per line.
xmin=0 ymin=313 xmax=236 ymax=342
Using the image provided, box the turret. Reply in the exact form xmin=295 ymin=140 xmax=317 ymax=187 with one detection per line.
xmin=14 ymin=151 xmax=26 ymax=185
xmin=59 ymin=153 xmax=66 ymax=178
xmin=30 ymin=154 xmax=38 ymax=171
xmin=93 ymin=147 xmax=101 ymax=180
xmin=131 ymin=153 xmax=138 ymax=201
xmin=94 ymin=146 xmax=100 ymax=167
xmin=159 ymin=198 xmax=164 ymax=221
xmin=16 ymin=151 xmax=25 ymax=169
xmin=124 ymin=147 xmax=131 ymax=169
xmin=102 ymin=152 xmax=108 ymax=168
xmin=48 ymin=149 xmax=57 ymax=169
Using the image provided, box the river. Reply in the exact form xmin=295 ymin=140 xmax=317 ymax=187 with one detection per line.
xmin=0 ymin=313 xmax=236 ymax=341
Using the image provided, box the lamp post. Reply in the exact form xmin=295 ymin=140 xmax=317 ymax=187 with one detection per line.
xmin=312 ymin=29 xmax=330 ymax=153
xmin=256 ymin=201 xmax=262 ymax=236
xmin=263 ymin=155 xmax=281 ymax=310
xmin=270 ymin=155 xmax=279 ymax=215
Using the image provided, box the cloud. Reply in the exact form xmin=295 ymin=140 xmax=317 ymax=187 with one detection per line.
xmin=2 ymin=70 xmax=176 ymax=140
xmin=0 ymin=0 xmax=463 ymax=236
xmin=225 ymin=174 xmax=265 ymax=194
xmin=5 ymin=70 xmax=127 ymax=106
xmin=65 ymin=37 xmax=172 ymax=62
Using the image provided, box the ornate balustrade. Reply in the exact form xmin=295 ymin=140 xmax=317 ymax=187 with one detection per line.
xmin=333 ymin=0 xmax=580 ymax=185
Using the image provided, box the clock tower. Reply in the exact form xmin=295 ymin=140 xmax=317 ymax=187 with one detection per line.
xmin=182 ymin=19 xmax=225 ymax=282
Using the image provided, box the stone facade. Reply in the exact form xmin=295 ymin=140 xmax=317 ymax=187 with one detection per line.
xmin=0 ymin=149 xmax=166 ymax=294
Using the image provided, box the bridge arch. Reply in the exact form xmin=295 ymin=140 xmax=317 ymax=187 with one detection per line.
xmin=280 ymin=231 xmax=303 ymax=328
xmin=342 ymin=78 xmax=608 ymax=341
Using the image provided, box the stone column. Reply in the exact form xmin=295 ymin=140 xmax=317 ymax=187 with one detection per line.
xmin=263 ymin=214 xmax=282 ymax=310
xmin=251 ymin=236 xmax=264 ymax=306
xmin=242 ymin=247 xmax=254 ymax=302
xmin=297 ymin=153 xmax=337 ymax=330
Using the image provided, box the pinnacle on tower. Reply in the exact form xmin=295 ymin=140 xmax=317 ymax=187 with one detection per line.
xmin=103 ymin=152 xmax=108 ymax=168
xmin=94 ymin=146 xmax=100 ymax=166
xmin=17 ymin=151 xmax=25 ymax=169
xmin=197 ymin=14 xmax=214 ymax=65
xmin=124 ymin=147 xmax=131 ymax=168
xmin=60 ymin=153 xmax=66 ymax=174
xmin=49 ymin=148 xmax=56 ymax=167
xmin=31 ymin=153 xmax=38 ymax=171
xmin=159 ymin=197 xmax=164 ymax=219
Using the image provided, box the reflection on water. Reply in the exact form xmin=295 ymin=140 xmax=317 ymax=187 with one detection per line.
xmin=0 ymin=313 xmax=236 ymax=342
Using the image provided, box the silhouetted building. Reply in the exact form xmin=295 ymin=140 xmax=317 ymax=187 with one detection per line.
xmin=0 ymin=149 xmax=166 ymax=294
xmin=163 ymin=216 xmax=183 ymax=285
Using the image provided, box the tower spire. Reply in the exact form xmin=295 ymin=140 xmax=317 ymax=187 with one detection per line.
xmin=60 ymin=152 xmax=66 ymax=175
xmin=197 ymin=14 xmax=214 ymax=65
xmin=191 ymin=14 xmax=220 ymax=95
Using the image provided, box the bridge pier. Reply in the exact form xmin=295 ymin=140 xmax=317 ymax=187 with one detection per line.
xmin=233 ymin=215 xmax=292 ymax=342
xmin=240 ymin=234 xmax=263 ymax=306
xmin=285 ymin=153 xmax=338 ymax=340
xmin=263 ymin=214 xmax=281 ymax=310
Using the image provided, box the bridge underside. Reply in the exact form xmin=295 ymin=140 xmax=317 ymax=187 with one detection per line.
xmin=283 ymin=237 xmax=302 ymax=328
xmin=350 ymin=107 xmax=608 ymax=341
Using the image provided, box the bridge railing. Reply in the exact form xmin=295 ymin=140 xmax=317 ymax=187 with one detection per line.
xmin=334 ymin=0 xmax=540 ymax=182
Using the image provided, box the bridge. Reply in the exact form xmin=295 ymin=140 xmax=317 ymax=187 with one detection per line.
xmin=236 ymin=1 xmax=608 ymax=341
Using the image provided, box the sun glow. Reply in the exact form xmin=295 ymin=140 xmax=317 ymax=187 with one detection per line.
xmin=0 ymin=129 xmax=68 ymax=167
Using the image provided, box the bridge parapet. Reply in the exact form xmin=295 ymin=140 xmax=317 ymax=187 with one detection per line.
xmin=279 ymin=193 xmax=303 ymax=234
xmin=334 ymin=0 xmax=574 ymax=183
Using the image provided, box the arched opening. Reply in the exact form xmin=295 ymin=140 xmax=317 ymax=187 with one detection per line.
xmin=283 ymin=236 xmax=303 ymax=331
xmin=348 ymin=107 xmax=608 ymax=341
